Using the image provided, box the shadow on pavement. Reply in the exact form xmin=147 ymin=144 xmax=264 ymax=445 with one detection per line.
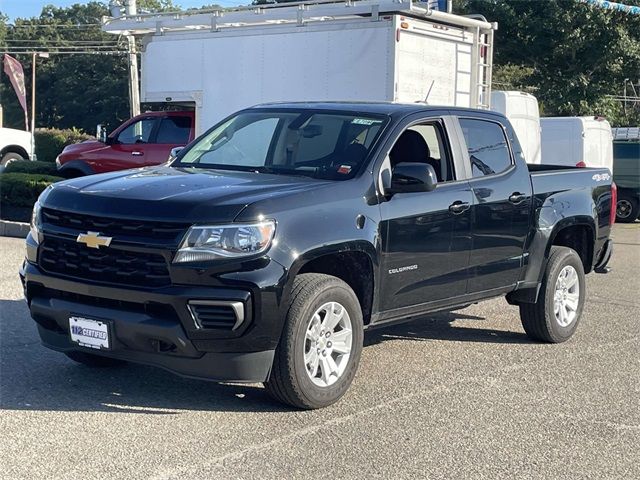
xmin=0 ymin=297 xmax=528 ymax=414
xmin=364 ymin=309 xmax=530 ymax=347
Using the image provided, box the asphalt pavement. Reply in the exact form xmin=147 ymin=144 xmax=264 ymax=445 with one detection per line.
xmin=1 ymin=224 xmax=639 ymax=479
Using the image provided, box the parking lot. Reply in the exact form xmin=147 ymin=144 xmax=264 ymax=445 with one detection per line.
xmin=0 ymin=223 xmax=638 ymax=479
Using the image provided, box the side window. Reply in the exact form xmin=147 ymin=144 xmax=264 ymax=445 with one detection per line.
xmin=389 ymin=122 xmax=455 ymax=182
xmin=459 ymin=118 xmax=513 ymax=177
xmin=116 ymin=118 xmax=157 ymax=145
xmin=156 ymin=116 xmax=192 ymax=144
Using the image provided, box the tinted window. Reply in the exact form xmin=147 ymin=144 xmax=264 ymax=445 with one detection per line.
xmin=117 ymin=118 xmax=156 ymax=145
xmin=459 ymin=118 xmax=512 ymax=177
xmin=156 ymin=116 xmax=192 ymax=144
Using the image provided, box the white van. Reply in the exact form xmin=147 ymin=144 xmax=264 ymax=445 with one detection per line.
xmin=540 ymin=116 xmax=613 ymax=171
xmin=490 ymin=91 xmax=541 ymax=164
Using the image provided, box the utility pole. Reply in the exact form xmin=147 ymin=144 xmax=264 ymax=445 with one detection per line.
xmin=30 ymin=52 xmax=49 ymax=160
xmin=124 ymin=0 xmax=140 ymax=117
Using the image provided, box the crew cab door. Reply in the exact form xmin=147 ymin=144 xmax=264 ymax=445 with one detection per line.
xmin=377 ymin=115 xmax=473 ymax=313
xmin=456 ymin=116 xmax=532 ymax=292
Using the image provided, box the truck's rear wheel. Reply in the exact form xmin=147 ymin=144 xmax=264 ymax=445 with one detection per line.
xmin=519 ymin=246 xmax=585 ymax=343
xmin=265 ymin=273 xmax=363 ymax=409
xmin=616 ymin=194 xmax=639 ymax=223
xmin=65 ymin=351 xmax=125 ymax=367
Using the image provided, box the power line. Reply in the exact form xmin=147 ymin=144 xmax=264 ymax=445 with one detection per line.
xmin=8 ymin=23 xmax=101 ymax=29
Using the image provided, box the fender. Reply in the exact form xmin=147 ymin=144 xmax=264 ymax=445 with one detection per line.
xmin=279 ymin=239 xmax=378 ymax=310
xmin=508 ymin=189 xmax=597 ymax=304
xmin=57 ymin=160 xmax=95 ymax=177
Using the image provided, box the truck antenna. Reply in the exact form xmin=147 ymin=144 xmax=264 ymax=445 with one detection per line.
xmin=422 ymin=80 xmax=435 ymax=104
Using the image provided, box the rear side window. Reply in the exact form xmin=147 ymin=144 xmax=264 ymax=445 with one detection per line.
xmin=156 ymin=116 xmax=192 ymax=144
xmin=459 ymin=118 xmax=512 ymax=177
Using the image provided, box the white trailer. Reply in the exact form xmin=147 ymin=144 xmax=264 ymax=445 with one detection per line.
xmin=540 ymin=116 xmax=614 ymax=171
xmin=103 ymin=0 xmax=496 ymax=135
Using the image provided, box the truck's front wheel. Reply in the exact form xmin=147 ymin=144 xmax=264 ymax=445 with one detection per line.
xmin=265 ymin=273 xmax=363 ymax=409
xmin=519 ymin=246 xmax=585 ymax=343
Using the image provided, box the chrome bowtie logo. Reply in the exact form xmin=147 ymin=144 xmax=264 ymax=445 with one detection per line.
xmin=76 ymin=231 xmax=112 ymax=249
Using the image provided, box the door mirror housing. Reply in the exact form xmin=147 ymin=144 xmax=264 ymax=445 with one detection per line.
xmin=390 ymin=162 xmax=438 ymax=194
xmin=169 ymin=146 xmax=185 ymax=161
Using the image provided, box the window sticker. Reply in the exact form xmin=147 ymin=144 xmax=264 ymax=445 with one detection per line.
xmin=352 ymin=118 xmax=383 ymax=126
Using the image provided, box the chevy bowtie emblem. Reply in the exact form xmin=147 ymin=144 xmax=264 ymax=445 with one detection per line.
xmin=76 ymin=231 xmax=112 ymax=249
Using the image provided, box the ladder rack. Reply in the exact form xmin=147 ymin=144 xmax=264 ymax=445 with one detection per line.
xmin=102 ymin=0 xmax=496 ymax=36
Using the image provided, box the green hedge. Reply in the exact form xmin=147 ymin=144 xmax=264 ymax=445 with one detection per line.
xmin=0 ymin=173 xmax=64 ymax=208
xmin=35 ymin=128 xmax=93 ymax=163
xmin=4 ymin=160 xmax=59 ymax=176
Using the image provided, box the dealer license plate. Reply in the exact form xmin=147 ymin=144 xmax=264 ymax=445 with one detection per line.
xmin=69 ymin=316 xmax=110 ymax=350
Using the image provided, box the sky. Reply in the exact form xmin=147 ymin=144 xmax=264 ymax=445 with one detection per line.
xmin=0 ymin=0 xmax=246 ymax=21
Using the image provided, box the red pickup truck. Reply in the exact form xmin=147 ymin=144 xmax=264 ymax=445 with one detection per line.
xmin=56 ymin=111 xmax=195 ymax=177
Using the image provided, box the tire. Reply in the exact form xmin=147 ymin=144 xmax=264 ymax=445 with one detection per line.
xmin=519 ymin=246 xmax=586 ymax=343
xmin=1 ymin=151 xmax=25 ymax=168
xmin=265 ymin=273 xmax=364 ymax=409
xmin=65 ymin=351 xmax=125 ymax=367
xmin=615 ymin=194 xmax=639 ymax=223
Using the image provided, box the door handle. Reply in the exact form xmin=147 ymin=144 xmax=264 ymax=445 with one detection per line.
xmin=131 ymin=151 xmax=144 ymax=156
xmin=449 ymin=201 xmax=470 ymax=214
xmin=509 ymin=192 xmax=526 ymax=204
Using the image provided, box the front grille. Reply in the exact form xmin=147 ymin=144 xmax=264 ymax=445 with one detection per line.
xmin=188 ymin=301 xmax=244 ymax=330
xmin=40 ymin=237 xmax=171 ymax=287
xmin=42 ymin=208 xmax=188 ymax=242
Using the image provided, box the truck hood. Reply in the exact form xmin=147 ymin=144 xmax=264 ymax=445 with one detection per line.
xmin=41 ymin=166 xmax=330 ymax=223
xmin=60 ymin=139 xmax=109 ymax=156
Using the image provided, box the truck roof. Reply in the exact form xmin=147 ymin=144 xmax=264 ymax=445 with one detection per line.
xmin=251 ymin=101 xmax=505 ymax=119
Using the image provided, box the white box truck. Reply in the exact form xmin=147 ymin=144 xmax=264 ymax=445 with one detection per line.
xmin=103 ymin=0 xmax=497 ymax=135
xmin=490 ymin=90 xmax=541 ymax=164
xmin=540 ymin=116 xmax=614 ymax=171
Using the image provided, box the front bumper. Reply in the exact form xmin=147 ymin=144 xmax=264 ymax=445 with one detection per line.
xmin=20 ymin=257 xmax=286 ymax=383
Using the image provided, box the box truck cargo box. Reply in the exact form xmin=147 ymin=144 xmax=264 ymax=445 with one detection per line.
xmin=103 ymin=0 xmax=496 ymax=134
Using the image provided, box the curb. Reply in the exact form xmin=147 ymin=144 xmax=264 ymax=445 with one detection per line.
xmin=0 ymin=220 xmax=29 ymax=238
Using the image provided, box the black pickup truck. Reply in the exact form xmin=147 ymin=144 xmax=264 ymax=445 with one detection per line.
xmin=21 ymin=103 xmax=615 ymax=409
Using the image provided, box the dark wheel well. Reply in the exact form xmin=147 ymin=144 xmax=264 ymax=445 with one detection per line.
xmin=1 ymin=145 xmax=29 ymax=159
xmin=551 ymin=225 xmax=594 ymax=274
xmin=60 ymin=168 xmax=86 ymax=179
xmin=298 ymin=251 xmax=374 ymax=324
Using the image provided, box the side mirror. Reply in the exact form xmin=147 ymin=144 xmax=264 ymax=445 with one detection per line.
xmin=390 ymin=162 xmax=438 ymax=194
xmin=169 ymin=146 xmax=185 ymax=161
xmin=96 ymin=124 xmax=108 ymax=143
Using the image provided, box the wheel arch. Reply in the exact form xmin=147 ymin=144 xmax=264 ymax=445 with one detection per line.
xmin=508 ymin=216 xmax=595 ymax=305
xmin=283 ymin=242 xmax=377 ymax=325
xmin=57 ymin=160 xmax=95 ymax=178
xmin=1 ymin=145 xmax=29 ymax=160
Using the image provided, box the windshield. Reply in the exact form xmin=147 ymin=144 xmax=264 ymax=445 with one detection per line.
xmin=174 ymin=110 xmax=388 ymax=180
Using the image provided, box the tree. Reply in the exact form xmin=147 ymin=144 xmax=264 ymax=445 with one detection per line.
xmin=0 ymin=1 xmax=182 ymax=133
xmin=455 ymin=0 xmax=640 ymax=126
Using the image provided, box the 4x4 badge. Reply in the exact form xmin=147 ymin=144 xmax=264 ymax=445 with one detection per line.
xmin=76 ymin=231 xmax=112 ymax=249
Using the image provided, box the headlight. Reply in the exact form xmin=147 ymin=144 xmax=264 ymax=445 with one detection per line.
xmin=30 ymin=201 xmax=42 ymax=244
xmin=173 ymin=220 xmax=276 ymax=263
